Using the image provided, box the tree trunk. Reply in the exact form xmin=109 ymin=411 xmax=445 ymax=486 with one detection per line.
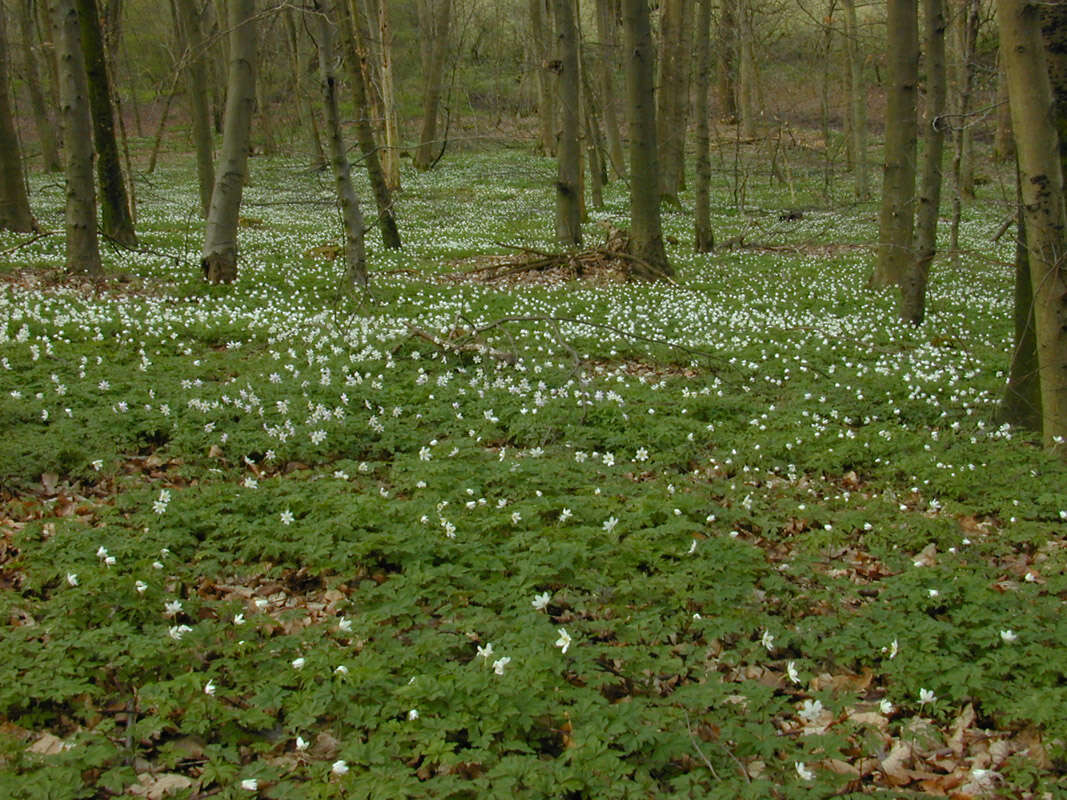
xmin=737 ymin=0 xmax=758 ymax=138
xmin=413 ymin=0 xmax=451 ymax=170
xmin=312 ymin=1 xmax=368 ymax=292
xmin=338 ymin=0 xmax=401 ymax=249
xmin=873 ymin=0 xmax=918 ymax=289
xmin=657 ymin=0 xmax=688 ymax=202
xmin=1 ymin=5 xmax=38 ymax=232
xmin=998 ymin=0 xmax=1067 ymax=448
xmin=553 ymin=0 xmax=581 ymax=246
xmin=75 ymin=0 xmax=135 ymax=247
xmin=376 ymin=0 xmax=401 ymax=190
xmin=284 ymin=7 xmax=327 ymax=171
xmin=529 ymin=0 xmax=556 ymax=156
xmin=993 ymin=65 xmax=1015 ymax=162
xmin=694 ymin=0 xmax=714 ymax=252
xmin=900 ymin=0 xmax=946 ymax=324
xmin=953 ymin=0 xmax=979 ymax=200
xmin=52 ymin=0 xmax=101 ymax=274
xmin=717 ymin=0 xmax=737 ymax=121
xmin=842 ymin=0 xmax=868 ymax=198
xmin=18 ymin=0 xmax=62 ymax=172
xmin=201 ymin=0 xmax=256 ymax=284
xmin=621 ymin=0 xmax=671 ymax=280
xmin=177 ymin=0 xmax=215 ymax=217
xmin=595 ymin=0 xmax=625 ymax=177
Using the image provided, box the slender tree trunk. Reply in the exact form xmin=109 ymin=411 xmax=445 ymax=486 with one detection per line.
xmin=284 ymin=7 xmax=327 ymax=170
xmin=993 ymin=65 xmax=1015 ymax=161
xmin=954 ymin=0 xmax=979 ymax=199
xmin=657 ymin=0 xmax=687 ymax=202
xmin=201 ymin=0 xmax=256 ymax=284
xmin=413 ymin=0 xmax=451 ymax=170
xmin=177 ymin=0 xmax=215 ymax=217
xmin=717 ymin=0 xmax=737 ymax=121
xmin=18 ymin=0 xmax=61 ymax=171
xmin=553 ymin=0 xmax=581 ymax=246
xmin=52 ymin=0 xmax=101 ymax=274
xmin=1 ymin=5 xmax=38 ymax=231
xmin=819 ymin=0 xmax=835 ymax=203
xmin=737 ymin=0 xmax=758 ymax=138
xmin=75 ymin=0 xmax=135 ymax=247
xmin=595 ymin=0 xmax=625 ymax=177
xmin=873 ymin=0 xmax=918 ymax=289
xmin=694 ymin=0 xmax=714 ymax=252
xmin=338 ymin=0 xmax=401 ymax=249
xmin=621 ymin=0 xmax=671 ymax=279
xmin=254 ymin=49 xmax=276 ymax=156
xmin=901 ymin=0 xmax=946 ymax=324
xmin=998 ymin=0 xmax=1067 ymax=448
xmin=842 ymin=0 xmax=868 ymax=198
xmin=375 ymin=0 xmax=400 ymax=190
xmin=312 ymin=1 xmax=367 ymax=291
xmin=529 ymin=0 xmax=556 ymax=156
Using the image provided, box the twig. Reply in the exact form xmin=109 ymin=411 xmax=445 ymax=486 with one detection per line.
xmin=0 ymin=231 xmax=56 ymax=257
xmin=683 ymin=710 xmax=720 ymax=780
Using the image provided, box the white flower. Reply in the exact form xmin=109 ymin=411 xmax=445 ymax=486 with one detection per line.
xmin=310 ymin=429 xmax=326 ymax=444
xmin=419 ymin=446 xmax=432 ymax=461
xmin=240 ymin=778 xmax=258 ymax=791
xmin=477 ymin=643 xmax=494 ymax=660
xmin=1000 ymin=629 xmax=1018 ymax=643
xmin=295 ymin=736 xmax=309 ymax=751
xmin=134 ymin=580 xmax=147 ymax=594
xmin=634 ymin=447 xmax=649 ymax=462
xmin=254 ymin=598 xmax=268 ymax=609
xmin=602 ymin=452 xmax=615 ymax=467
xmin=233 ymin=613 xmax=245 ymax=625
xmin=243 ymin=477 xmax=258 ymax=489
xmin=280 ymin=509 xmax=294 ymax=525
xmin=928 ymin=589 xmax=940 ymax=598
xmin=168 ymin=624 xmax=192 ymax=640
xmin=152 ymin=561 xmax=164 ymax=570
xmin=338 ymin=617 xmax=352 ymax=633
xmin=787 ymin=661 xmax=800 ymax=684
xmin=66 ymin=572 xmax=78 ymax=586
xmin=879 ymin=698 xmax=895 ymax=715
xmin=602 ymin=516 xmax=618 ymax=533
xmin=555 ymin=628 xmax=572 ymax=654
xmin=882 ymin=639 xmax=898 ymax=659
xmin=104 ymin=555 xmax=116 ymax=567
xmin=96 ymin=546 xmax=108 ymax=560
xmin=531 ymin=592 xmax=551 ymax=611
xmin=291 ymin=657 xmax=306 ymax=670
xmin=574 ymin=451 xmax=587 ymax=463
xmin=331 ymin=760 xmax=349 ymax=775
xmin=918 ymin=688 xmax=936 ymax=706
xmin=204 ymin=680 xmax=216 ymax=696
xmin=408 ymin=708 xmax=419 ymax=720
xmin=511 ymin=511 xmax=522 ymax=525
xmin=164 ymin=600 xmax=183 ymax=617
xmin=795 ymin=762 xmax=814 ymax=781
xmin=761 ymin=630 xmax=775 ymax=652
xmin=559 ymin=508 xmax=572 ymax=522
xmin=687 ymin=539 xmax=698 ymax=555
xmin=492 ymin=656 xmax=511 ymax=675
xmin=334 ymin=664 xmax=348 ymax=675
xmin=798 ymin=699 xmax=824 ymax=723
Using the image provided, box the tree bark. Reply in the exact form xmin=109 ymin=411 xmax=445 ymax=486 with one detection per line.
xmin=998 ymin=0 xmax=1067 ymax=448
xmin=717 ymin=0 xmax=737 ymax=121
xmin=621 ymin=0 xmax=671 ymax=279
xmin=312 ymin=0 xmax=368 ymax=291
xmin=737 ymin=0 xmax=758 ymax=138
xmin=657 ymin=0 xmax=688 ymax=202
xmin=201 ymin=0 xmax=256 ymax=284
xmin=52 ymin=0 xmax=101 ymax=274
xmin=177 ymin=0 xmax=215 ymax=217
xmin=993 ymin=66 xmax=1015 ymax=162
xmin=952 ymin=0 xmax=979 ymax=200
xmin=376 ymin=0 xmax=400 ymax=190
xmin=284 ymin=7 xmax=327 ymax=171
xmin=873 ymin=0 xmax=918 ymax=289
xmin=413 ymin=0 xmax=451 ymax=170
xmin=553 ymin=0 xmax=581 ymax=246
xmin=1 ymin=4 xmax=38 ymax=231
xmin=529 ymin=0 xmax=556 ymax=156
xmin=842 ymin=0 xmax=868 ymax=198
xmin=694 ymin=0 xmax=714 ymax=252
xmin=17 ymin=0 xmax=62 ymax=172
xmin=900 ymin=0 xmax=946 ymax=324
xmin=595 ymin=0 xmax=625 ymax=177
xmin=75 ymin=0 xmax=135 ymax=247
xmin=338 ymin=0 xmax=401 ymax=249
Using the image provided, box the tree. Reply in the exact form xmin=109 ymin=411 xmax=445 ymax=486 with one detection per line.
xmin=17 ymin=0 xmax=62 ymax=172
xmin=53 ymin=0 xmax=101 ymax=274
xmin=900 ymin=0 xmax=946 ymax=324
xmin=693 ymin=0 xmax=714 ymax=252
xmin=872 ymin=0 xmax=918 ymax=289
xmin=553 ymin=0 xmax=581 ymax=246
xmin=284 ymin=7 xmax=327 ymax=171
xmin=413 ymin=0 xmax=451 ymax=171
xmin=998 ymin=0 xmax=1067 ymax=448
xmin=529 ymin=0 xmax=556 ymax=157
xmin=1 ymin=3 xmax=37 ymax=232
xmin=594 ymin=0 xmax=625 ymax=177
xmin=841 ymin=0 xmax=868 ymax=198
xmin=312 ymin=0 xmax=368 ymax=291
xmin=621 ymin=0 xmax=671 ymax=279
xmin=176 ymin=0 xmax=215 ymax=218
xmin=656 ymin=0 xmax=689 ymax=203
xmin=200 ymin=0 xmax=256 ymax=284
xmin=75 ymin=0 xmax=136 ymax=247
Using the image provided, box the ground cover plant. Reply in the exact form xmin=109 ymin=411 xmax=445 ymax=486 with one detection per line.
xmin=1 ymin=148 xmax=1066 ymax=799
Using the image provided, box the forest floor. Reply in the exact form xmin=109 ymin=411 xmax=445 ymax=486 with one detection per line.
xmin=1 ymin=147 xmax=1065 ymax=798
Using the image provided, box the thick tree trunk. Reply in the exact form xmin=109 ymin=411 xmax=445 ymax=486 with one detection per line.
xmin=553 ymin=0 xmax=581 ymax=246
xmin=201 ymin=0 xmax=256 ymax=284
xmin=312 ymin=1 xmax=368 ymax=291
xmin=529 ymin=0 xmax=556 ymax=156
xmin=952 ymin=0 xmax=979 ymax=200
xmin=75 ymin=0 xmax=135 ymax=247
xmin=1 ymin=5 xmax=38 ymax=231
xmin=901 ymin=0 xmax=946 ymax=324
xmin=657 ymin=0 xmax=688 ymax=202
xmin=694 ymin=0 xmax=714 ymax=252
xmin=998 ymin=0 xmax=1067 ymax=448
xmin=18 ymin=0 xmax=62 ymax=172
xmin=338 ymin=0 xmax=401 ymax=249
xmin=873 ymin=0 xmax=918 ymax=289
xmin=284 ymin=7 xmax=327 ymax=171
xmin=595 ymin=0 xmax=625 ymax=177
xmin=717 ymin=0 xmax=737 ymax=121
xmin=52 ymin=0 xmax=101 ymax=274
xmin=177 ymin=0 xmax=215 ymax=217
xmin=621 ymin=0 xmax=671 ymax=280
xmin=842 ymin=0 xmax=868 ymax=198
xmin=376 ymin=0 xmax=401 ymax=190
xmin=413 ymin=0 xmax=451 ymax=170
xmin=737 ymin=0 xmax=758 ymax=138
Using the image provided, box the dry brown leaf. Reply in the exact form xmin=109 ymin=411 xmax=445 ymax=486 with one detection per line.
xmin=128 ymin=772 xmax=196 ymax=799
xmin=948 ymin=703 xmax=977 ymax=756
xmin=1014 ymin=726 xmax=1052 ymax=770
xmin=847 ymin=709 xmax=890 ymax=734
xmin=810 ymin=667 xmax=873 ymax=694
xmin=310 ymin=731 xmax=340 ymax=760
xmin=913 ymin=542 xmax=938 ymax=567
xmin=880 ymin=740 xmax=915 ymax=786
xmin=26 ymin=732 xmax=68 ymax=755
